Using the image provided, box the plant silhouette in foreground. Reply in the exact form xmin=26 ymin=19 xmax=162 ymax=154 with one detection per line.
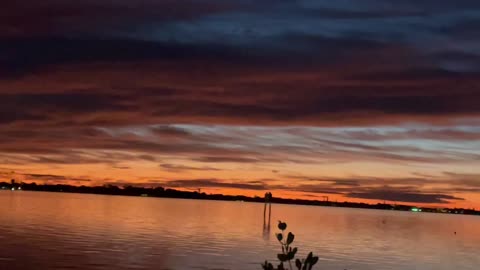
xmin=262 ymin=221 xmax=319 ymax=270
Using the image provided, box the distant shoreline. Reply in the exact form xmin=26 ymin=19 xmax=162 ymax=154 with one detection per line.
xmin=2 ymin=181 xmax=479 ymax=216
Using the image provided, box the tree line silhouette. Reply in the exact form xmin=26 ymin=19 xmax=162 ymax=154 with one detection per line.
xmin=1 ymin=181 xmax=478 ymax=216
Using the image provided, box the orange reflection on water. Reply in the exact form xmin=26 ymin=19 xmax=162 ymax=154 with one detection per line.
xmin=1 ymin=191 xmax=480 ymax=270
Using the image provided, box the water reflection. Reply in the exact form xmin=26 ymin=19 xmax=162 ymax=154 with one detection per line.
xmin=262 ymin=192 xmax=272 ymax=240
xmin=1 ymin=191 xmax=479 ymax=270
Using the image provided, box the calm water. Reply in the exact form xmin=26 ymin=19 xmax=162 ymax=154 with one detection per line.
xmin=1 ymin=191 xmax=479 ymax=270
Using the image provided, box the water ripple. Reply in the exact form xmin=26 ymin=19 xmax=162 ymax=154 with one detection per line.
xmin=1 ymin=191 xmax=479 ymax=270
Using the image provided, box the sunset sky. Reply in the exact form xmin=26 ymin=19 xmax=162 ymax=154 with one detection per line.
xmin=1 ymin=0 xmax=479 ymax=208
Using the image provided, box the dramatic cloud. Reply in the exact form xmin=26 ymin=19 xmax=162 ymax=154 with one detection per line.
xmin=159 ymin=163 xmax=222 ymax=172
xmin=161 ymin=179 xmax=268 ymax=191
xmin=139 ymin=174 xmax=474 ymax=204
xmin=1 ymin=0 xmax=479 ymax=207
xmin=0 ymin=170 xmax=92 ymax=183
xmin=347 ymin=190 xmax=464 ymax=204
xmin=22 ymin=173 xmax=92 ymax=182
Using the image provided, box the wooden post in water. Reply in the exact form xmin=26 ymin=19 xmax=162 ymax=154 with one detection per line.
xmin=263 ymin=192 xmax=267 ymax=220
xmin=263 ymin=193 xmax=272 ymax=224
xmin=263 ymin=192 xmax=273 ymax=240
xmin=268 ymin=193 xmax=272 ymax=223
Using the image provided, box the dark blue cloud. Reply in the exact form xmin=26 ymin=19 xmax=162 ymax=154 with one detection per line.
xmin=347 ymin=189 xmax=465 ymax=204
xmin=1 ymin=1 xmax=479 ymax=128
xmin=2 ymin=0 xmax=480 ymax=74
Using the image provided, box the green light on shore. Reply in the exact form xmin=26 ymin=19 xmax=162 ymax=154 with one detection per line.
xmin=411 ymin=207 xmax=422 ymax=212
